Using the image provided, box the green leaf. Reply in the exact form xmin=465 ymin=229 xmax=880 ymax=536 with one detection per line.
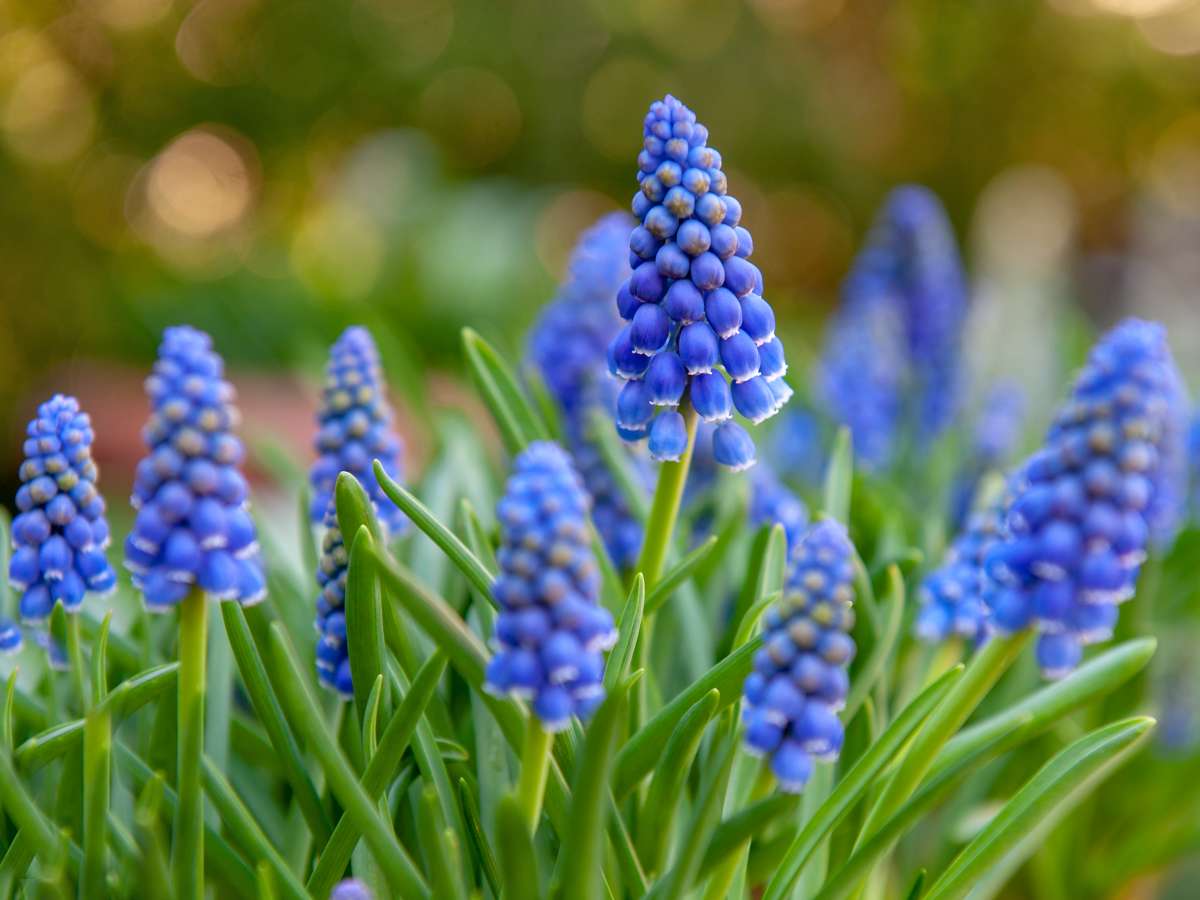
xmin=307 ymin=651 xmax=448 ymax=898
xmin=637 ymin=689 xmax=720 ymax=875
xmin=220 ymin=601 xmax=332 ymax=845
xmin=361 ymin=675 xmax=384 ymax=757
xmin=822 ymin=426 xmax=853 ymax=522
xmin=201 ymin=756 xmax=309 ymax=900
xmin=496 ymin=793 xmax=540 ymax=900
xmin=335 ymin=470 xmax=384 ymax=545
xmin=614 ymin=639 xmax=761 ymax=799
xmin=82 ymin=706 xmax=112 ymax=892
xmin=132 ymin=775 xmax=172 ymax=900
xmin=462 ymin=326 xmax=549 ymax=453
xmin=922 ymin=717 xmax=1154 ymax=900
xmin=458 ymin=778 xmax=501 ymax=898
xmin=268 ymin=624 xmax=430 ymax=900
xmin=698 ymin=793 xmax=799 ymax=879
xmin=91 ymin=611 xmax=112 ymax=706
xmin=604 ymin=575 xmax=644 ymax=692
xmin=374 ymin=460 xmax=496 ymax=602
xmin=557 ymin=674 xmax=637 ymax=900
xmin=857 ymin=633 xmax=1029 ymax=845
xmin=761 ymin=664 xmax=966 ymax=900
xmin=645 ymin=712 xmax=738 ymax=899
xmin=346 ymin=526 xmax=390 ymax=726
xmin=843 ymin=564 xmax=905 ymax=721
xmin=0 ymin=749 xmax=64 ymax=870
xmin=417 ymin=785 xmax=468 ymax=900
xmin=645 ymin=536 xmax=719 ymax=617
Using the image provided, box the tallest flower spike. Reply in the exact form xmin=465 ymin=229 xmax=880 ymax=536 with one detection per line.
xmin=609 ymin=95 xmax=789 ymax=471
xmin=126 ymin=326 xmax=265 ymax=610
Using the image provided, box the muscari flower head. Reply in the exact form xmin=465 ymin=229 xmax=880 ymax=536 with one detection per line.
xmin=742 ymin=520 xmax=856 ymax=792
xmin=125 ymin=327 xmax=266 ymax=611
xmin=528 ymin=212 xmax=648 ymax=569
xmin=769 ymin=405 xmax=826 ymax=490
xmin=310 ymin=327 xmax=407 ymax=538
xmin=916 ymin=492 xmax=1007 ymax=646
xmin=9 ymin=394 xmax=115 ymax=624
xmin=985 ymin=319 xmax=1188 ymax=678
xmin=817 ymin=291 xmax=906 ymax=470
xmin=609 ymin=95 xmax=791 ymax=472
xmin=314 ymin=503 xmax=352 ymax=698
xmin=0 ymin=619 xmax=21 ymax=656
xmin=330 ymin=879 xmax=372 ymax=900
xmin=949 ymin=381 xmax=1026 ymax=527
xmin=749 ymin=464 xmax=809 ymax=559
xmin=819 ymin=186 xmax=967 ymax=468
xmin=484 ymin=442 xmax=617 ymax=731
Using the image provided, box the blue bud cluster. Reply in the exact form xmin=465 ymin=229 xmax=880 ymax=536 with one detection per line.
xmin=743 ymin=520 xmax=856 ymax=792
xmin=819 ymin=186 xmax=967 ymax=468
xmin=9 ymin=394 xmax=115 ymax=622
xmin=0 ymin=619 xmax=21 ymax=656
xmin=310 ymin=327 xmax=408 ymax=538
xmin=528 ymin=212 xmax=648 ymax=569
xmin=608 ymin=95 xmax=790 ymax=471
xmin=484 ymin=442 xmax=617 ymax=730
xmin=749 ymin=464 xmax=809 ymax=559
xmin=125 ymin=327 xmax=266 ymax=611
xmin=916 ymin=494 xmax=1007 ymax=646
xmin=314 ymin=504 xmax=352 ymax=697
xmin=985 ymin=319 xmax=1188 ymax=678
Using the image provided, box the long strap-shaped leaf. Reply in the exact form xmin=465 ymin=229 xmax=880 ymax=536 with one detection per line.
xmin=268 ymin=624 xmax=431 ymax=900
xmin=760 ymin=664 xmax=965 ymax=900
xmin=374 ymin=460 xmax=496 ymax=602
xmin=922 ymin=717 xmax=1154 ymax=900
xmin=462 ymin=326 xmax=549 ymax=453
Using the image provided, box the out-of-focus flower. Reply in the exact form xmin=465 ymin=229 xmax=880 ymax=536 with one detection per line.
xmin=769 ymin=405 xmax=826 ymax=490
xmin=817 ymin=292 xmax=906 ymax=470
xmin=330 ymin=878 xmax=373 ymax=900
xmin=125 ymin=327 xmax=265 ymax=611
xmin=484 ymin=442 xmax=616 ymax=730
xmin=0 ymin=619 xmax=21 ymax=655
xmin=528 ymin=212 xmax=648 ymax=569
xmin=986 ymin=319 xmax=1188 ymax=678
xmin=749 ymin=464 xmax=809 ymax=558
xmin=314 ymin=503 xmax=352 ymax=698
xmin=9 ymin=395 xmax=115 ymax=622
xmin=742 ymin=520 xmax=856 ymax=792
xmin=310 ymin=327 xmax=408 ymax=538
xmin=608 ymin=95 xmax=789 ymax=470
xmin=950 ymin=381 xmax=1026 ymax=527
xmin=818 ymin=186 xmax=968 ymax=469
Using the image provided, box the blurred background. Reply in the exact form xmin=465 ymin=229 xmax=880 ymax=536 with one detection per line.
xmin=3 ymin=0 xmax=1200 ymax=487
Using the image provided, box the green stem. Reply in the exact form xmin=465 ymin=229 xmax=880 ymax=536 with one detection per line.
xmin=514 ymin=719 xmax=553 ymax=834
xmin=82 ymin=708 xmax=111 ymax=892
xmin=65 ymin=615 xmax=88 ymax=714
xmin=174 ymin=588 xmax=207 ymax=900
xmin=633 ymin=405 xmax=699 ymax=589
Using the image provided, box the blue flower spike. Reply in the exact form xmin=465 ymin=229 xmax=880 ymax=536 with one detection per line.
xmin=743 ymin=519 xmax=857 ymax=792
xmin=314 ymin=503 xmax=353 ymax=698
xmin=749 ymin=464 xmax=809 ymax=559
xmin=819 ymin=185 xmax=967 ymax=469
xmin=986 ymin=319 xmax=1188 ymax=678
xmin=609 ymin=95 xmax=789 ymax=468
xmin=528 ymin=212 xmax=648 ymax=570
xmin=485 ymin=442 xmax=616 ymax=730
xmin=330 ymin=880 xmax=373 ymax=900
xmin=125 ymin=326 xmax=266 ymax=611
xmin=310 ymin=326 xmax=408 ymax=538
xmin=9 ymin=394 xmax=116 ymax=624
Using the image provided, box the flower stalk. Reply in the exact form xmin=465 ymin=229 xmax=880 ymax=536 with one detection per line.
xmin=175 ymin=587 xmax=207 ymax=900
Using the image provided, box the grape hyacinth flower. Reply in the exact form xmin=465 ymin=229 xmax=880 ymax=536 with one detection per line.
xmin=0 ymin=619 xmax=21 ymax=656
xmin=916 ymin=494 xmax=1007 ymax=646
xmin=749 ymin=464 xmax=809 ymax=559
xmin=126 ymin=327 xmax=265 ymax=610
xmin=330 ymin=880 xmax=372 ymax=900
xmin=986 ymin=319 xmax=1188 ymax=678
xmin=484 ymin=442 xmax=616 ymax=730
xmin=310 ymin=326 xmax=408 ymax=538
xmin=769 ymin=406 xmax=826 ymax=490
xmin=314 ymin=503 xmax=352 ymax=697
xmin=528 ymin=212 xmax=647 ymax=569
xmin=609 ymin=95 xmax=790 ymax=470
xmin=9 ymin=395 xmax=115 ymax=625
xmin=817 ymin=292 xmax=906 ymax=470
xmin=742 ymin=520 xmax=856 ymax=791
xmin=125 ymin=325 xmax=264 ymax=900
